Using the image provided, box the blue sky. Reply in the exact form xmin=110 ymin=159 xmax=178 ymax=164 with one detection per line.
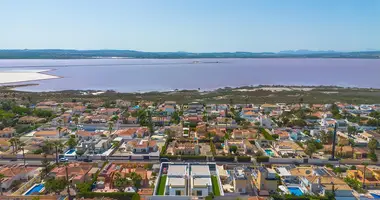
xmin=0 ymin=0 xmax=379 ymax=52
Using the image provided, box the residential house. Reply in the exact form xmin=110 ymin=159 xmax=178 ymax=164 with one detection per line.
xmin=61 ymin=113 xmax=72 ymax=124
xmin=125 ymin=139 xmax=158 ymax=153
xmin=190 ymin=165 xmax=213 ymax=196
xmin=73 ymin=106 xmax=86 ymax=114
xmin=50 ymin=163 xmax=96 ymax=184
xmin=240 ymin=108 xmax=260 ymax=122
xmin=254 ymin=167 xmax=278 ymax=194
xmin=347 ymin=166 xmax=380 ymax=189
xmin=18 ymin=116 xmax=46 ymax=124
xmin=34 ymin=129 xmax=67 ymax=138
xmin=225 ymin=139 xmax=246 ymax=155
xmin=114 ymin=128 xmax=137 ymax=140
xmin=0 ymin=127 xmax=15 ymax=138
xmin=36 ymin=101 xmax=58 ymax=111
xmin=98 ymin=108 xmax=120 ymax=116
xmin=273 ymin=140 xmax=303 ymax=157
xmin=167 ymin=141 xmax=200 ymax=155
xmin=76 ymin=130 xmax=99 ymax=140
xmin=77 ymin=138 xmax=112 ymax=155
xmin=233 ymin=167 xmax=249 ymax=193
xmin=0 ymin=138 xmax=11 ymax=151
xmin=260 ymin=104 xmax=279 ymax=113
xmin=0 ymin=165 xmax=38 ymax=190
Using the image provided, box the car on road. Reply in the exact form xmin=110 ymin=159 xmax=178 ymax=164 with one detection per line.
xmin=59 ymin=157 xmax=69 ymax=162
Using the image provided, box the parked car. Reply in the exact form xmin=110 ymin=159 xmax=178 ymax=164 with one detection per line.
xmin=59 ymin=157 xmax=69 ymax=162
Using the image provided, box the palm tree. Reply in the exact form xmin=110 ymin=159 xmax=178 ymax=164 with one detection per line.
xmin=363 ymin=162 xmax=369 ymax=189
xmin=9 ymin=138 xmax=17 ymax=154
xmin=52 ymin=140 xmax=64 ymax=165
xmin=0 ymin=173 xmax=5 ymax=196
xmin=43 ymin=140 xmax=54 ymax=154
xmin=348 ymin=139 xmax=356 ymax=159
xmin=64 ymin=163 xmax=71 ymax=200
xmin=338 ymin=143 xmax=345 ymax=158
xmin=108 ymin=121 xmax=114 ymax=134
xmin=56 ymin=126 xmax=63 ymax=137
xmin=224 ymin=118 xmax=228 ymax=130
xmin=20 ymin=142 xmax=26 ymax=167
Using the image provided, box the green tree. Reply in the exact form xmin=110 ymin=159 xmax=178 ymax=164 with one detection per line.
xmin=229 ymin=145 xmax=238 ymax=154
xmin=0 ymin=173 xmax=5 ymax=196
xmin=20 ymin=142 xmax=26 ymax=167
xmin=41 ymin=154 xmax=50 ymax=177
xmin=76 ymin=149 xmax=85 ymax=157
xmin=348 ymin=126 xmax=357 ymax=136
xmin=66 ymin=135 xmax=77 ymax=149
xmin=76 ymin=182 xmax=91 ymax=193
xmin=171 ymin=111 xmax=180 ymax=124
xmin=349 ymin=139 xmax=356 ymax=159
xmin=368 ymin=138 xmax=378 ymax=154
xmin=304 ymin=142 xmax=317 ymax=158
xmin=56 ymin=126 xmax=63 ymax=136
xmin=113 ymin=173 xmax=130 ymax=192
xmin=132 ymin=193 xmax=141 ymax=200
xmin=107 ymin=121 xmax=114 ymax=134
xmin=130 ymin=172 xmax=142 ymax=189
xmin=44 ymin=178 xmax=68 ymax=194
xmin=363 ymin=162 xmax=368 ymax=189
xmin=52 ymin=140 xmax=64 ymax=165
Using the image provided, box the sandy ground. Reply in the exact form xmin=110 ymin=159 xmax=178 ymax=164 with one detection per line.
xmin=0 ymin=69 xmax=59 ymax=84
xmin=235 ymin=87 xmax=314 ymax=92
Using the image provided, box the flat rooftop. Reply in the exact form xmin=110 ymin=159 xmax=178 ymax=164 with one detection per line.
xmin=168 ymin=177 xmax=186 ymax=187
xmin=191 ymin=165 xmax=210 ymax=176
xmin=168 ymin=165 xmax=187 ymax=176
xmin=192 ymin=177 xmax=211 ymax=188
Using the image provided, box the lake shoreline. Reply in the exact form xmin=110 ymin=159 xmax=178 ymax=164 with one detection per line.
xmin=0 ymin=68 xmax=62 ymax=85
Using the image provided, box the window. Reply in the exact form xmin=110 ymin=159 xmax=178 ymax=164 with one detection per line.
xmin=175 ymin=190 xmax=181 ymax=196
xmin=196 ymin=190 xmax=202 ymax=196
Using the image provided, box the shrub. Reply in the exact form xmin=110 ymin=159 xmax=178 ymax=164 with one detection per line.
xmin=237 ymin=156 xmax=251 ymax=162
xmin=181 ymin=155 xmax=206 ymax=160
xmin=78 ymin=192 xmax=135 ymax=200
xmin=214 ymin=155 xmax=234 ymax=162
xmin=256 ymin=156 xmax=269 ymax=163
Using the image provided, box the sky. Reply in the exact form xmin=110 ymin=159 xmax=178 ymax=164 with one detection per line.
xmin=0 ymin=0 xmax=379 ymax=52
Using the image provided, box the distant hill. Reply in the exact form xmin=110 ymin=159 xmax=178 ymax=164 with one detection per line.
xmin=0 ymin=49 xmax=379 ymax=59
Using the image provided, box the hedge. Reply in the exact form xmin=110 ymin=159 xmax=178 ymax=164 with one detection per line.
xmin=237 ymin=156 xmax=251 ymax=162
xmin=181 ymin=155 xmax=207 ymax=160
xmin=214 ymin=155 xmax=234 ymax=162
xmin=256 ymin=156 xmax=270 ymax=163
xmin=160 ymin=155 xmax=179 ymax=160
xmin=78 ymin=192 xmax=135 ymax=200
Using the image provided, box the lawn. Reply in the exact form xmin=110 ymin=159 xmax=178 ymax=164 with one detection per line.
xmin=156 ymin=175 xmax=167 ymax=195
xmin=211 ymin=175 xmax=221 ymax=196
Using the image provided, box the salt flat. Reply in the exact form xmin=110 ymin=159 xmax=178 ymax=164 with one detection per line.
xmin=0 ymin=69 xmax=59 ymax=84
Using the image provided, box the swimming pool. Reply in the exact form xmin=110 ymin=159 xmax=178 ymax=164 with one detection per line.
xmin=288 ymin=187 xmax=303 ymax=196
xmin=65 ymin=149 xmax=76 ymax=154
xmin=371 ymin=193 xmax=380 ymax=198
xmin=265 ymin=149 xmax=274 ymax=156
xmin=24 ymin=184 xmax=44 ymax=195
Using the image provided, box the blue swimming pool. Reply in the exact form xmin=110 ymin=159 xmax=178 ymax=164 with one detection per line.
xmin=25 ymin=184 xmax=44 ymax=195
xmin=288 ymin=187 xmax=304 ymax=196
xmin=265 ymin=149 xmax=274 ymax=156
xmin=371 ymin=193 xmax=380 ymax=198
xmin=65 ymin=149 xmax=76 ymax=154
